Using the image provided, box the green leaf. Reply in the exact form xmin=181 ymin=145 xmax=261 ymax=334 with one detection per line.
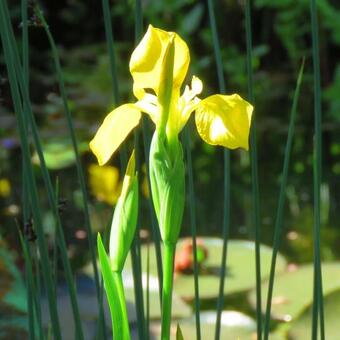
xmin=97 ymin=234 xmax=117 ymax=331
xmin=176 ymin=324 xmax=184 ymax=340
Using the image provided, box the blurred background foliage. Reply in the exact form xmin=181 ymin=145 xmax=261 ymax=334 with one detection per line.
xmin=1 ymin=0 xmax=340 ymax=269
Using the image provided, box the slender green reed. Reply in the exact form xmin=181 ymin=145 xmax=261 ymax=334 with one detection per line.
xmin=244 ymin=1 xmax=262 ymax=338
xmin=263 ymin=60 xmax=305 ymax=340
xmin=32 ymin=241 xmax=44 ymax=340
xmin=20 ymin=1 xmax=35 ymax=337
xmin=101 ymin=0 xmax=120 ymax=106
xmin=35 ymin=7 xmax=113 ymax=338
xmin=310 ymin=0 xmax=325 ymax=339
xmin=17 ymin=226 xmax=44 ymax=340
xmin=140 ymin=119 xmax=164 ymax=301
xmin=132 ymin=126 xmax=146 ymax=340
xmin=21 ymin=0 xmax=29 ymax=80
xmin=134 ymin=0 xmax=143 ymax=42
xmin=141 ymin=119 xmax=164 ymax=301
xmin=3 ymin=3 xmax=85 ymax=338
xmin=145 ymin=242 xmax=150 ymax=337
xmin=0 ymin=3 xmax=62 ymax=338
xmin=18 ymin=228 xmax=35 ymax=340
xmin=134 ymin=0 xmax=164 ymax=302
xmin=206 ymin=1 xmax=231 ymax=339
xmin=130 ymin=236 xmax=146 ymax=340
xmin=25 ymin=247 xmax=35 ymax=340
xmin=184 ymin=127 xmax=201 ymax=340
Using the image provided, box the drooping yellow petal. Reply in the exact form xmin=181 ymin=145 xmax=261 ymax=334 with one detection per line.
xmin=89 ymin=104 xmax=141 ymax=165
xmin=129 ymin=24 xmax=190 ymax=99
xmin=195 ymin=94 xmax=253 ymax=150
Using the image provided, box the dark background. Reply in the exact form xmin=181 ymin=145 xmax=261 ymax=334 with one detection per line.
xmin=1 ymin=0 xmax=340 ymax=268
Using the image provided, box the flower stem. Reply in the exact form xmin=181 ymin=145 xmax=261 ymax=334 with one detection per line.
xmin=161 ymin=242 xmax=176 ymax=340
xmin=112 ymin=271 xmax=131 ymax=340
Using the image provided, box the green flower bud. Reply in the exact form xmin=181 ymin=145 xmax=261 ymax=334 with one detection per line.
xmin=158 ymin=35 xmax=175 ymax=138
xmin=109 ymin=151 xmax=138 ymax=272
xmin=149 ymin=132 xmax=185 ymax=245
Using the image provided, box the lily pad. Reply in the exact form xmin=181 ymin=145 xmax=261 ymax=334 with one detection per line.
xmin=150 ymin=311 xmax=284 ymax=339
xmin=287 ymin=289 xmax=340 ymax=339
xmin=178 ymin=311 xmax=256 ymax=339
xmin=122 ymin=270 xmax=191 ymax=320
xmin=126 ymin=238 xmax=287 ymax=300
xmin=248 ymin=262 xmax=340 ymax=321
xmin=32 ymin=140 xmax=88 ymax=170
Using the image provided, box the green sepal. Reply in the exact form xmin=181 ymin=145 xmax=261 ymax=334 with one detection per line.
xmin=110 ymin=151 xmax=139 ymax=272
xmin=149 ymin=131 xmax=185 ymax=244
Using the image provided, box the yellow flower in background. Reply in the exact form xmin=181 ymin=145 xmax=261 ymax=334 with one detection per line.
xmin=88 ymin=164 xmax=121 ymax=205
xmin=0 ymin=178 xmax=11 ymax=198
xmin=90 ymin=24 xmax=253 ymax=166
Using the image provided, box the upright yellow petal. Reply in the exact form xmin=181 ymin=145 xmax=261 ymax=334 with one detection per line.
xmin=89 ymin=104 xmax=141 ymax=165
xmin=129 ymin=25 xmax=190 ymax=99
xmin=195 ymin=94 xmax=253 ymax=150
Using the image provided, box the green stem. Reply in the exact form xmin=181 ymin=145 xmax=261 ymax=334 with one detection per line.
xmin=112 ymin=272 xmax=131 ymax=340
xmin=161 ymin=242 xmax=175 ymax=340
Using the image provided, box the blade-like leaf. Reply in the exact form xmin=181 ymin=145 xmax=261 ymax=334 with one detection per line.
xmin=97 ymin=234 xmax=120 ymax=335
xmin=176 ymin=324 xmax=185 ymax=340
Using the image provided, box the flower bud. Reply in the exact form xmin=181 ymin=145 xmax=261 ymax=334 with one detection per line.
xmin=158 ymin=35 xmax=175 ymax=138
xmin=109 ymin=151 xmax=138 ymax=272
xmin=149 ymin=132 xmax=185 ymax=245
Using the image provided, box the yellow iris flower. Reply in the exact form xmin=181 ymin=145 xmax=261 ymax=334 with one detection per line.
xmin=90 ymin=25 xmax=253 ymax=166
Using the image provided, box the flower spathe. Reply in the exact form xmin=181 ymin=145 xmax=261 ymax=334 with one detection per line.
xmin=89 ymin=24 xmax=253 ymax=166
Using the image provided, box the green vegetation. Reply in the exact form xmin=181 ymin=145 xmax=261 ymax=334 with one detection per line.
xmin=1 ymin=0 xmax=339 ymax=339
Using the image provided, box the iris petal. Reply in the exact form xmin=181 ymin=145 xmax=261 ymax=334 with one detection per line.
xmin=177 ymin=76 xmax=203 ymax=132
xmin=195 ymin=94 xmax=253 ymax=150
xmin=89 ymin=104 xmax=141 ymax=165
xmin=129 ymin=25 xmax=190 ymax=99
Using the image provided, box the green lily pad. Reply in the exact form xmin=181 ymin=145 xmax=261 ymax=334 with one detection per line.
xmin=126 ymin=238 xmax=287 ymax=300
xmin=150 ymin=311 xmax=284 ymax=339
xmin=122 ymin=270 xmax=191 ymax=320
xmin=287 ymin=289 xmax=340 ymax=339
xmin=248 ymin=262 xmax=340 ymax=321
xmin=179 ymin=311 xmax=256 ymax=339
xmin=32 ymin=140 xmax=88 ymax=169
